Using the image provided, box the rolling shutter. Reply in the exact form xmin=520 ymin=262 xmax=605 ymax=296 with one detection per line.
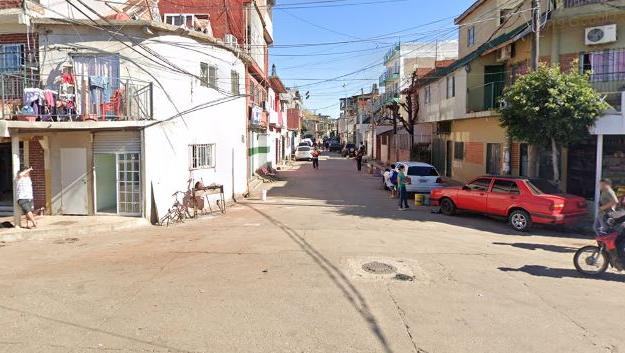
xmin=93 ymin=131 xmax=141 ymax=154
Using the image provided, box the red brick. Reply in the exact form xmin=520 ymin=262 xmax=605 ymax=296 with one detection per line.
xmin=560 ymin=53 xmax=578 ymax=73
xmin=511 ymin=143 xmax=520 ymax=170
xmin=0 ymin=1 xmax=21 ymax=9
xmin=465 ymin=142 xmax=484 ymax=165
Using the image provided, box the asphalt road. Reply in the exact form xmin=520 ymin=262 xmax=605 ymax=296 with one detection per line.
xmin=0 ymin=153 xmax=623 ymax=353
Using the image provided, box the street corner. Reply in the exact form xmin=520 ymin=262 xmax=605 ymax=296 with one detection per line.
xmin=341 ymin=256 xmax=430 ymax=284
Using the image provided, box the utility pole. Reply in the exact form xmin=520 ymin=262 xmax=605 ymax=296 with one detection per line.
xmin=531 ymin=0 xmax=540 ymax=71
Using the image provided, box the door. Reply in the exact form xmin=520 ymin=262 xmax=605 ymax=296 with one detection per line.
xmin=486 ymin=143 xmax=502 ymax=175
xmin=446 ymin=140 xmax=453 ymax=178
xmin=60 ymin=148 xmax=88 ymax=215
xmin=484 ymin=65 xmax=505 ymax=109
xmin=456 ymin=177 xmax=492 ymax=211
xmin=117 ymin=153 xmax=141 ymax=215
xmin=95 ymin=154 xmax=117 ymax=213
xmin=487 ymin=179 xmax=521 ymax=216
xmin=519 ymin=143 xmax=529 ymax=177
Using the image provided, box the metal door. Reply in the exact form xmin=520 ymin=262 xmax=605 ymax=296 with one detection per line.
xmin=60 ymin=148 xmax=88 ymax=215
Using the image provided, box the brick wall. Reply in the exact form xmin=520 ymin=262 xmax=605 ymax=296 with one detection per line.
xmin=539 ymin=56 xmax=551 ymax=65
xmin=0 ymin=1 xmax=21 ymax=9
xmin=465 ymin=142 xmax=484 ymax=165
xmin=287 ymin=109 xmax=300 ymax=130
xmin=28 ymin=137 xmax=46 ymax=211
xmin=559 ymin=53 xmax=579 ymax=73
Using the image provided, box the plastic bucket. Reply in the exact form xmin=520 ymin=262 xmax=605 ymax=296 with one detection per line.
xmin=414 ymin=193 xmax=424 ymax=206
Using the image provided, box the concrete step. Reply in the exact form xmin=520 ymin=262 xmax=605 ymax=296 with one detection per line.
xmin=0 ymin=216 xmax=150 ymax=243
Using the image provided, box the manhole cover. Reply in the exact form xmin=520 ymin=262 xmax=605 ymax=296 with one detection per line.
xmin=362 ymin=261 xmax=397 ymax=274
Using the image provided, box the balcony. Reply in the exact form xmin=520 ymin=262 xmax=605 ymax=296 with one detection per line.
xmin=1 ymin=73 xmax=153 ymax=121
xmin=590 ymin=73 xmax=625 ymax=111
xmin=466 ymin=82 xmax=504 ymax=113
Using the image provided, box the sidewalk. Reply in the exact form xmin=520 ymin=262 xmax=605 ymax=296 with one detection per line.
xmin=0 ymin=215 xmax=149 ymax=243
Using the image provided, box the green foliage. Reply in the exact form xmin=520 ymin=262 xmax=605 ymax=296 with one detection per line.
xmin=499 ymin=65 xmax=608 ymax=147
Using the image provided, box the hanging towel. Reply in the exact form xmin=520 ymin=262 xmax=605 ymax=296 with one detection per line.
xmin=89 ymin=76 xmax=111 ymax=102
xmin=23 ymin=88 xmax=43 ymax=105
xmin=43 ymin=89 xmax=57 ymax=107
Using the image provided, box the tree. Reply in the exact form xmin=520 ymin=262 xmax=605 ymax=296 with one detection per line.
xmin=499 ymin=64 xmax=608 ymax=182
xmin=391 ymin=71 xmax=419 ymax=155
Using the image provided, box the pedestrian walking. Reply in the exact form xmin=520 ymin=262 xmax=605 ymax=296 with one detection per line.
xmin=16 ymin=166 xmax=37 ymax=229
xmin=311 ymin=147 xmax=320 ymax=169
xmin=355 ymin=144 xmax=365 ymax=171
xmin=397 ymin=165 xmax=410 ymax=211
xmin=594 ymin=178 xmax=619 ymax=234
xmin=389 ymin=164 xmax=398 ymax=198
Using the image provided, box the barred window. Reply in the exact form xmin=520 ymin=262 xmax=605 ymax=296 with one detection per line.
xmin=189 ymin=144 xmax=215 ymax=169
xmin=200 ymin=62 xmax=217 ymax=88
xmin=231 ymin=70 xmax=240 ymax=95
xmin=454 ymin=141 xmax=464 ymax=160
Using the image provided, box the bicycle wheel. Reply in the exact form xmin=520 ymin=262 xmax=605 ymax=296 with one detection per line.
xmin=217 ymin=199 xmax=226 ymax=214
xmin=159 ymin=209 xmax=174 ymax=227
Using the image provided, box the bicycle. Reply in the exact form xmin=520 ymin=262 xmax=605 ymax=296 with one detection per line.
xmin=159 ymin=191 xmax=193 ymax=226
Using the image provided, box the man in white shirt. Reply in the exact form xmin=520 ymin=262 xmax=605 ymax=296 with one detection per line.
xmin=16 ymin=166 xmax=37 ymax=229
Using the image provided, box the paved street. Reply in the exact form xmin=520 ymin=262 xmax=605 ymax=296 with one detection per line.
xmin=0 ymin=154 xmax=623 ymax=353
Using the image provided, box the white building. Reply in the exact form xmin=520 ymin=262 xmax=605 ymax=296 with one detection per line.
xmin=0 ymin=2 xmax=250 ymax=223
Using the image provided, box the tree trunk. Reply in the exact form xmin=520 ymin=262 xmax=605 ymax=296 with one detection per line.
xmin=551 ymin=138 xmax=560 ymax=183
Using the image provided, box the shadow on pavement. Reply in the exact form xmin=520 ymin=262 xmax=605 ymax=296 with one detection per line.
xmin=492 ymin=242 xmax=578 ymax=253
xmin=498 ymin=265 xmax=625 ymax=283
xmin=244 ymin=202 xmax=396 ymax=353
xmin=270 ymin=155 xmax=592 ymax=240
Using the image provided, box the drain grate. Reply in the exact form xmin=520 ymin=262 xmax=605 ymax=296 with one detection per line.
xmin=362 ymin=261 xmax=397 ymax=274
xmin=394 ymin=273 xmax=415 ymax=281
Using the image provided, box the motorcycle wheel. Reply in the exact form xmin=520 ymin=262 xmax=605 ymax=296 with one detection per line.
xmin=574 ymin=246 xmax=609 ymax=276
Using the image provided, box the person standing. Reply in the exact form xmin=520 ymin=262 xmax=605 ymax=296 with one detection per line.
xmin=311 ymin=147 xmax=320 ymax=169
xmin=594 ymin=178 xmax=619 ymax=234
xmin=397 ymin=165 xmax=409 ymax=210
xmin=355 ymin=144 xmax=365 ymax=171
xmin=16 ymin=166 xmax=37 ymax=229
xmin=389 ymin=164 xmax=398 ymax=198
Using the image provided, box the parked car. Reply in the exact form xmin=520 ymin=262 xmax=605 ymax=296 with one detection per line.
xmin=328 ymin=141 xmax=342 ymax=152
xmin=294 ymin=146 xmax=313 ymax=161
xmin=301 ymin=138 xmax=313 ymax=147
xmin=430 ymin=176 xmax=588 ymax=232
xmin=395 ymin=162 xmax=445 ymax=193
xmin=342 ymin=143 xmax=356 ymax=157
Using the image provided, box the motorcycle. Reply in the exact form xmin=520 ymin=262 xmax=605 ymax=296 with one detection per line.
xmin=574 ymin=213 xmax=625 ymax=276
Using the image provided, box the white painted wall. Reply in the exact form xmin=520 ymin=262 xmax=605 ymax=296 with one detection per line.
xmin=39 ymin=25 xmax=248 ymax=220
xmin=419 ymin=68 xmax=466 ymax=123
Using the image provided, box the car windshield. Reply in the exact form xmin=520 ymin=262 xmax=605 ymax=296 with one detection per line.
xmin=298 ymin=147 xmax=310 ymax=151
xmin=526 ymin=179 xmax=563 ymax=195
xmin=407 ymin=166 xmax=439 ymax=176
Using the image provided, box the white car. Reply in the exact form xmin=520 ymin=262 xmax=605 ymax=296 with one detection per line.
xmin=294 ymin=146 xmax=313 ymax=161
xmin=395 ymin=161 xmax=445 ymax=193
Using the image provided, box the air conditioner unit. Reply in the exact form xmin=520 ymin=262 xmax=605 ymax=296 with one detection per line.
xmin=585 ymin=24 xmax=617 ymax=45
xmin=496 ymin=45 xmax=512 ymax=62
xmin=224 ymin=34 xmax=238 ymax=48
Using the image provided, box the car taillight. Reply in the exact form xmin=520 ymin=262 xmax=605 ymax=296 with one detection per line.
xmin=550 ymin=202 xmax=564 ymax=211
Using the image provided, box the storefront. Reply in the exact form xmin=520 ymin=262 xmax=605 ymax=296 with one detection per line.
xmin=591 ymin=108 xmax=625 ymax=214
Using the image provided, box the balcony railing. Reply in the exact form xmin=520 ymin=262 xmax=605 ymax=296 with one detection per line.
xmin=466 ymin=82 xmax=505 ymax=113
xmin=1 ymin=73 xmax=153 ymax=121
xmin=564 ymin=0 xmax=613 ymax=7
xmin=590 ymin=77 xmax=625 ymax=111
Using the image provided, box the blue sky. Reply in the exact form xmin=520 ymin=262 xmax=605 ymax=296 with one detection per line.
xmin=270 ymin=0 xmax=476 ymax=118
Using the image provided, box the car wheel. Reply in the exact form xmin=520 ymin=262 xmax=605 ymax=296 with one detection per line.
xmin=509 ymin=209 xmax=532 ymax=232
xmin=440 ymin=198 xmax=456 ymax=216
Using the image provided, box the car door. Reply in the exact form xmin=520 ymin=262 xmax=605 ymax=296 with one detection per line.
xmin=486 ymin=179 xmax=521 ymax=216
xmin=456 ymin=177 xmax=492 ymax=211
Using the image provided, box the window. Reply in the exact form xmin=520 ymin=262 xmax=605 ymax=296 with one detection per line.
xmin=527 ymin=179 xmax=563 ymax=195
xmin=581 ymin=49 xmax=625 ymax=82
xmin=164 ymin=14 xmax=194 ymax=27
xmin=453 ymin=141 xmax=464 ymax=160
xmin=189 ymin=144 xmax=215 ymax=169
xmin=231 ymin=70 xmax=240 ymax=95
xmin=499 ymin=8 xmax=513 ymax=25
xmin=466 ymin=177 xmax=492 ymax=191
xmin=424 ymin=85 xmax=431 ymax=104
xmin=0 ymin=44 xmax=23 ymax=73
xmin=407 ymin=166 xmax=439 ymax=176
xmin=200 ymin=62 xmax=217 ymax=88
xmin=467 ymin=26 xmax=476 ymax=47
xmin=492 ymin=180 xmax=520 ymax=194
xmin=446 ymin=75 xmax=455 ymax=99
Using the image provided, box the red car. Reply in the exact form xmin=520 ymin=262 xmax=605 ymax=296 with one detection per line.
xmin=430 ymin=176 xmax=587 ymax=232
